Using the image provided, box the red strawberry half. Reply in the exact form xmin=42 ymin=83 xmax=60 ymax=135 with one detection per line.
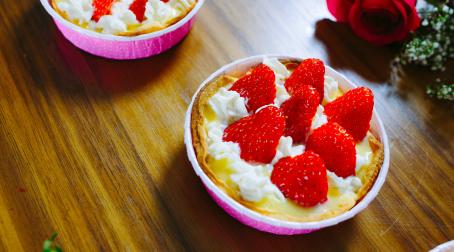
xmin=306 ymin=122 xmax=356 ymax=178
xmin=230 ymin=64 xmax=276 ymax=113
xmin=223 ymin=106 xmax=285 ymax=163
xmin=281 ymin=85 xmax=320 ymax=143
xmin=92 ymin=0 xmax=115 ymax=22
xmin=129 ymin=0 xmax=147 ymax=22
xmin=271 ymin=151 xmax=328 ymax=207
xmin=285 ymin=58 xmax=325 ymax=103
xmin=324 ymin=87 xmax=374 ymax=141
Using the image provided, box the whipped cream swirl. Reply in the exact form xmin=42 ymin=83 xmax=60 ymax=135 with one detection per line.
xmin=208 ymin=87 xmax=248 ymax=125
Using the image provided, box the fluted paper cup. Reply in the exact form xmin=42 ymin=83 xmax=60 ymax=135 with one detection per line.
xmin=40 ymin=0 xmax=204 ymax=60
xmin=184 ymin=55 xmax=390 ymax=235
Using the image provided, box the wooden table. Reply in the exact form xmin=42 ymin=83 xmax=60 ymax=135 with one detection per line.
xmin=0 ymin=0 xmax=453 ymax=251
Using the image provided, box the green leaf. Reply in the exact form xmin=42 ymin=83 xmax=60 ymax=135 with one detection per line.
xmin=43 ymin=232 xmax=62 ymax=252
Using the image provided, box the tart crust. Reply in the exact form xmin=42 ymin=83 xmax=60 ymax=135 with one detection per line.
xmin=190 ymin=60 xmax=385 ymax=222
xmin=51 ymin=0 xmax=196 ymax=36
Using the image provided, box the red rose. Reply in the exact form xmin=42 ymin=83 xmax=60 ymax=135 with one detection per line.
xmin=327 ymin=0 xmax=420 ymax=45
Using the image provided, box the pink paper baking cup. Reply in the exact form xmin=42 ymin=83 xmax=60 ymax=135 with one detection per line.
xmin=184 ymin=55 xmax=390 ymax=235
xmin=40 ymin=0 xmax=204 ymax=60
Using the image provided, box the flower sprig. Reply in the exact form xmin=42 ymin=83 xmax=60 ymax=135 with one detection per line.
xmin=394 ymin=0 xmax=454 ymax=101
xmin=426 ymin=83 xmax=454 ymax=100
xmin=398 ymin=2 xmax=454 ymax=71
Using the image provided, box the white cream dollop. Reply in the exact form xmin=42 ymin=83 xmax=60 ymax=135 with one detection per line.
xmin=57 ymin=0 xmax=94 ymax=25
xmin=263 ymin=56 xmax=291 ymax=106
xmin=144 ymin=0 xmax=179 ymax=24
xmin=230 ymin=164 xmax=284 ymax=202
xmin=168 ymin=0 xmax=196 ymax=11
xmin=206 ymin=121 xmax=240 ymax=161
xmin=263 ymin=57 xmax=290 ymax=79
xmin=310 ymin=105 xmax=328 ymax=131
xmin=324 ymin=76 xmax=341 ymax=102
xmin=327 ymin=171 xmax=362 ymax=193
xmin=274 ymin=82 xmax=291 ymax=107
xmin=355 ymin=134 xmax=373 ymax=171
xmin=271 ymin=136 xmax=305 ymax=165
xmin=208 ymin=87 xmax=249 ymax=125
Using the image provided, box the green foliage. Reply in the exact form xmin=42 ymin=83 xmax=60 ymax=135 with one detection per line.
xmin=395 ymin=1 xmax=453 ymax=100
xmin=43 ymin=233 xmax=62 ymax=252
xmin=399 ymin=2 xmax=454 ymax=71
xmin=426 ymin=83 xmax=454 ymax=100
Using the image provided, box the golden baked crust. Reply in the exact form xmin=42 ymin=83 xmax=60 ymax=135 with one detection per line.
xmin=51 ymin=0 xmax=196 ymax=36
xmin=190 ymin=60 xmax=385 ymax=222
xmin=356 ymin=136 xmax=384 ymax=201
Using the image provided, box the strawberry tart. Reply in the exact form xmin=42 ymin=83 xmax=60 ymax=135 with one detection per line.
xmin=51 ymin=0 xmax=197 ymax=35
xmin=189 ymin=57 xmax=385 ymax=222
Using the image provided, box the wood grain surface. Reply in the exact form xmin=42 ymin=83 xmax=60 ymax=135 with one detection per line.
xmin=0 ymin=0 xmax=453 ymax=251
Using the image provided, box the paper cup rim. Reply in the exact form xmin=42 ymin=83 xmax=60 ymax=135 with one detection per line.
xmin=184 ymin=54 xmax=390 ymax=231
xmin=40 ymin=0 xmax=205 ymax=42
xmin=430 ymin=240 xmax=454 ymax=252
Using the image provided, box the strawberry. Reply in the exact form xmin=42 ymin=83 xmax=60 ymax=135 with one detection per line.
xmin=92 ymin=0 xmax=115 ymax=22
xmin=306 ymin=122 xmax=356 ymax=178
xmin=271 ymin=151 xmax=328 ymax=207
xmin=324 ymin=87 xmax=374 ymax=141
xmin=129 ymin=0 xmax=147 ymax=22
xmin=230 ymin=64 xmax=276 ymax=113
xmin=223 ymin=106 xmax=285 ymax=163
xmin=281 ymin=85 xmax=320 ymax=143
xmin=285 ymin=58 xmax=325 ymax=103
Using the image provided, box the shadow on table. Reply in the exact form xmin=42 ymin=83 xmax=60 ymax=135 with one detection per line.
xmin=391 ymin=61 xmax=454 ymax=99
xmin=314 ymin=19 xmax=400 ymax=84
xmin=53 ymin=29 xmax=186 ymax=95
xmin=314 ymin=19 xmax=454 ymax=135
xmin=160 ymin=146 xmax=356 ymax=251
xmin=12 ymin=2 xmax=186 ymax=97
xmin=390 ymin=63 xmax=454 ymax=136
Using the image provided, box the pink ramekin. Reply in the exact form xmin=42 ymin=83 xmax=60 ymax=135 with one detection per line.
xmin=184 ymin=55 xmax=390 ymax=235
xmin=40 ymin=0 xmax=204 ymax=60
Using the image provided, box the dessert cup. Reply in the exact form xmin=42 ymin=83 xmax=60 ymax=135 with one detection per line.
xmin=40 ymin=0 xmax=204 ymax=59
xmin=184 ymin=55 xmax=390 ymax=235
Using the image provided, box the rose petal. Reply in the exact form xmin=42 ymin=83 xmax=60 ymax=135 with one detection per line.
xmin=408 ymin=6 xmax=420 ymax=30
xmin=348 ymin=0 xmax=413 ymax=45
xmin=389 ymin=0 xmax=410 ymax=41
xmin=398 ymin=0 xmax=420 ymax=31
xmin=326 ymin=0 xmax=354 ymax=22
xmin=361 ymin=0 xmax=400 ymax=17
xmin=401 ymin=0 xmax=417 ymax=7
